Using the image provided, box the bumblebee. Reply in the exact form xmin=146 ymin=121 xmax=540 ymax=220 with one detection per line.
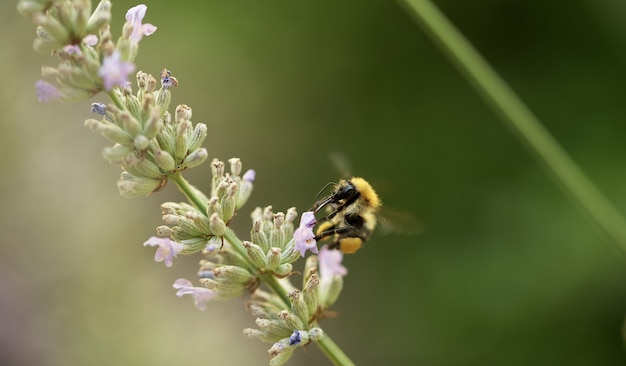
xmin=311 ymin=177 xmax=381 ymax=254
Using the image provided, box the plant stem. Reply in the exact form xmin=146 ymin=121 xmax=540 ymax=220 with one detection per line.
xmin=313 ymin=322 xmax=356 ymax=366
xmin=398 ymin=0 xmax=626 ymax=259
xmin=106 ymin=90 xmax=125 ymax=111
xmin=169 ymin=171 xmax=208 ymax=213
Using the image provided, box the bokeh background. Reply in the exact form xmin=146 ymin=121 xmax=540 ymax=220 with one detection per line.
xmin=2 ymin=0 xmax=626 ymax=365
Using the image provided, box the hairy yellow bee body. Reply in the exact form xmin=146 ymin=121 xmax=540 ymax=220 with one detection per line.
xmin=312 ymin=177 xmax=381 ymax=254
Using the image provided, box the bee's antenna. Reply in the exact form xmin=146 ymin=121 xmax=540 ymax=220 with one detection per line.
xmin=316 ymin=182 xmax=336 ymax=198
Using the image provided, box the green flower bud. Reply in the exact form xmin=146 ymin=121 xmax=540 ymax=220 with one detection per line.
xmin=288 ymin=291 xmax=309 ymax=325
xmin=218 ymin=180 xmax=237 ymax=222
xmin=156 ymin=125 xmax=175 ymax=158
xmin=277 ymin=310 xmax=304 ymax=333
xmin=118 ymin=111 xmax=142 ymax=137
xmin=161 ymin=214 xmax=180 ymax=225
xmin=228 ymin=157 xmax=242 ymax=176
xmin=102 ymin=144 xmax=132 ymax=163
xmin=17 ymin=0 xmax=54 ymax=17
xmin=125 ymin=94 xmax=142 ymax=121
xmin=201 ymin=278 xmax=246 ymax=299
xmin=251 ymin=221 xmax=269 ymax=252
xmin=155 ymin=89 xmax=171 ymax=117
xmin=181 ymin=148 xmax=208 ymax=169
xmin=206 ymin=197 xmax=223 ymax=219
xmin=268 ymin=342 xmax=296 ymax=366
xmin=309 ymin=328 xmax=324 ymax=342
xmin=256 ymin=318 xmax=292 ymax=338
xmin=211 ymin=158 xmax=225 ymax=179
xmin=274 ymin=263 xmax=293 ymax=277
xmin=56 ymin=62 xmax=98 ymax=91
xmin=187 ymin=211 xmax=211 ymax=234
xmin=33 ymin=36 xmax=62 ymax=54
xmin=175 ymin=104 xmax=192 ymax=122
xmin=213 ymin=265 xmax=254 ymax=284
xmin=269 ymin=213 xmax=285 ymax=249
xmin=280 ymin=241 xmax=301 ymax=264
xmin=143 ymin=111 xmax=162 ymax=140
xmin=303 ymin=274 xmax=319 ymax=316
xmin=133 ymin=135 xmax=150 ymax=151
xmin=243 ymin=241 xmax=267 ymax=269
xmin=86 ymin=0 xmax=111 ymax=34
xmin=303 ymin=255 xmax=318 ymax=286
xmin=174 ymin=216 xmax=206 ymax=238
xmin=174 ymin=120 xmax=190 ymax=161
xmin=153 ymin=149 xmax=176 ymax=172
xmin=321 ymin=275 xmax=343 ymax=308
xmin=117 ymin=171 xmax=162 ymax=198
xmin=178 ymin=237 xmax=209 ymax=254
xmin=84 ymin=118 xmax=133 ymax=144
xmin=266 ymin=247 xmax=282 ymax=272
xmin=188 ymin=123 xmax=207 ymax=152
xmin=243 ymin=328 xmax=282 ymax=343
xmin=122 ymin=154 xmax=162 ymax=179
xmin=208 ymin=213 xmax=226 ymax=237
xmin=33 ymin=13 xmax=69 ymax=45
xmin=155 ymin=225 xmax=173 ymax=236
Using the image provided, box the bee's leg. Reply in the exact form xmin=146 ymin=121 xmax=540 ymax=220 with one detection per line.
xmin=314 ymin=226 xmax=360 ymax=242
xmin=317 ymin=203 xmax=348 ymax=222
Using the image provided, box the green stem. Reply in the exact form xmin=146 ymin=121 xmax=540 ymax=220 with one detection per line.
xmin=106 ymin=90 xmax=125 ymax=111
xmin=261 ymin=273 xmax=291 ymax=306
xmin=169 ymin=171 xmax=208 ymax=213
xmin=313 ymin=323 xmax=356 ymax=366
xmin=398 ymin=0 xmax=626 ymax=258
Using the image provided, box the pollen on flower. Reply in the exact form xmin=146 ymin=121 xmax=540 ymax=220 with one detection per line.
xmin=294 ymin=211 xmax=318 ymax=257
xmin=172 ymin=278 xmax=217 ymax=311
xmin=143 ymin=236 xmax=184 ymax=267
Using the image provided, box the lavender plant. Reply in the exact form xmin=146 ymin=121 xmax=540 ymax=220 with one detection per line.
xmin=18 ymin=1 xmax=354 ymax=365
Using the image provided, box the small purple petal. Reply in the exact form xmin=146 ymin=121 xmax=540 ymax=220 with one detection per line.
xmin=172 ymin=278 xmax=217 ymax=311
xmin=318 ymin=245 xmax=347 ymax=278
xmin=35 ymin=80 xmax=61 ymax=102
xmin=62 ymin=35 xmax=98 ymax=55
xmin=300 ymin=211 xmax=316 ymax=228
xmin=143 ymin=236 xmax=184 ymax=267
xmin=99 ymin=52 xmax=136 ymax=90
xmin=294 ymin=211 xmax=318 ymax=257
xmin=125 ymin=4 xmax=157 ymax=45
xmin=242 ymin=169 xmax=256 ymax=183
xmin=84 ymin=34 xmax=98 ymax=46
xmin=63 ymin=44 xmax=81 ymax=54
xmin=90 ymin=102 xmax=106 ymax=115
xmin=289 ymin=330 xmax=302 ymax=345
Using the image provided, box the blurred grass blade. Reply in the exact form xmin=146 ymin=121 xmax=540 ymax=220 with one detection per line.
xmin=398 ymin=0 xmax=626 ymax=259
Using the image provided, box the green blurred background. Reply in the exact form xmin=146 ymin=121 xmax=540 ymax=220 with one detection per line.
xmin=3 ymin=0 xmax=626 ymax=365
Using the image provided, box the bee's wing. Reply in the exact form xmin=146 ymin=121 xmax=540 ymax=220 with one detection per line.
xmin=377 ymin=206 xmax=423 ymax=236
